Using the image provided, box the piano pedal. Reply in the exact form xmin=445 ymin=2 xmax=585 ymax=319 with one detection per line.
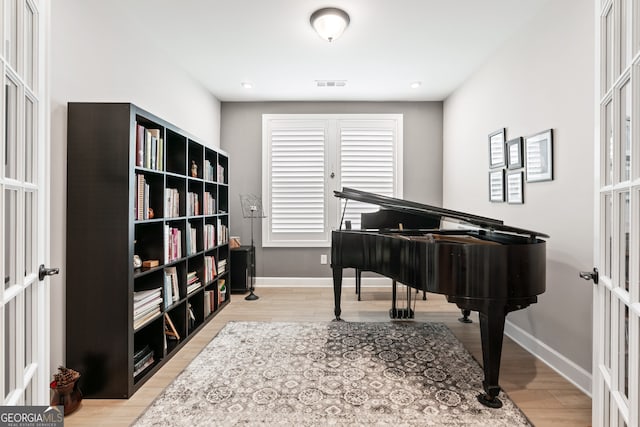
xmin=389 ymin=308 xmax=414 ymax=319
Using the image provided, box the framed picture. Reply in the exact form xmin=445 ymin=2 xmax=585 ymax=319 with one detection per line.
xmin=488 ymin=169 xmax=505 ymax=202
xmin=506 ymin=171 xmax=524 ymax=204
xmin=525 ymin=129 xmax=553 ymax=182
xmin=506 ymin=137 xmax=523 ymax=169
xmin=488 ymin=128 xmax=506 ymax=168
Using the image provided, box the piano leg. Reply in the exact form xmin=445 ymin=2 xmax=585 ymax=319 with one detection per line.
xmin=332 ymin=267 xmax=343 ymax=321
xmin=356 ymin=269 xmax=361 ymax=301
xmin=477 ymin=307 xmax=506 ymax=408
xmin=458 ymin=309 xmax=473 ymax=323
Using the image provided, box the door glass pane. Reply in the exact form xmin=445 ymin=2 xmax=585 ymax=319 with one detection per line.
xmin=5 ymin=78 xmax=18 ymax=180
xmin=604 ymin=6 xmax=614 ymax=92
xmin=25 ymin=191 xmax=34 ymax=276
xmin=605 ymin=288 xmax=611 ymax=370
xmin=5 ymin=189 xmax=17 ymax=289
xmin=4 ymin=298 xmax=17 ymax=399
xmin=619 ymin=191 xmax=630 ymax=291
xmin=6 ymin=0 xmax=18 ymax=71
xmin=619 ymin=81 xmax=631 ymax=182
xmin=25 ymin=97 xmax=35 ymax=183
xmin=605 ymin=101 xmax=613 ymax=185
xmin=25 ymin=2 xmax=36 ymax=89
xmin=620 ymin=0 xmax=632 ymax=70
xmin=618 ymin=303 xmax=629 ymax=399
xmin=24 ymin=285 xmax=33 ymax=367
xmin=605 ymin=193 xmax=613 ymax=277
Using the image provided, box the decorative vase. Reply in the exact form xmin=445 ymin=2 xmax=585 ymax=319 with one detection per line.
xmin=50 ymin=379 xmax=82 ymax=415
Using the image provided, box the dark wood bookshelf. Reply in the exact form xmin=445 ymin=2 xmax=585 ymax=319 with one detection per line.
xmin=66 ymin=103 xmax=230 ymax=398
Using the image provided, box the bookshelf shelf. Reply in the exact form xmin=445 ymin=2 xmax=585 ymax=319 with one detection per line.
xmin=66 ymin=103 xmax=230 ymax=398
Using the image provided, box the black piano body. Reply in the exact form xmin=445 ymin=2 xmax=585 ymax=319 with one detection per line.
xmin=331 ymin=187 xmax=548 ymax=408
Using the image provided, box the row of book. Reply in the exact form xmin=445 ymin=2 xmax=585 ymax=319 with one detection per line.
xmin=203 ymin=192 xmax=216 ymax=215
xmin=204 ymin=224 xmax=216 ymax=250
xmin=186 ymin=271 xmax=202 ymax=295
xmin=136 ymin=125 xmax=164 ymax=171
xmin=204 ymin=255 xmax=217 ymax=283
xmin=133 ymin=345 xmax=154 ymax=378
xmin=201 ymin=160 xmax=226 ymax=183
xmin=217 ymin=218 xmax=229 ymax=245
xmin=203 ymin=289 xmax=216 ymax=318
xmin=163 ymin=267 xmax=180 ymax=309
xmin=186 ymin=225 xmax=198 ymax=256
xmin=188 ymin=192 xmax=200 ymax=216
xmin=165 ymin=188 xmax=180 ymax=218
xmin=135 ymin=174 xmax=151 ymax=221
xmin=133 ymin=288 xmax=162 ymax=330
xmin=164 ymin=225 xmax=182 ymax=263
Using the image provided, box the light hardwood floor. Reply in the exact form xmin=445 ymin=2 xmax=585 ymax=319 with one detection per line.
xmin=64 ymin=286 xmax=592 ymax=426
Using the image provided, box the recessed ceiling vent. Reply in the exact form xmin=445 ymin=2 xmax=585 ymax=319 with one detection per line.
xmin=316 ymin=80 xmax=347 ymax=87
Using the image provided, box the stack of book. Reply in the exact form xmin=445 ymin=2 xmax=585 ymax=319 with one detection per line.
xmin=186 ymin=271 xmax=201 ymax=295
xmin=217 ymin=258 xmax=227 ymax=276
xmin=133 ymin=345 xmax=154 ymax=378
xmin=133 ymin=288 xmax=162 ymax=330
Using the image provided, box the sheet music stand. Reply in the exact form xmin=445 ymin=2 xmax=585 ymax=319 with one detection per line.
xmin=239 ymin=194 xmax=265 ymax=300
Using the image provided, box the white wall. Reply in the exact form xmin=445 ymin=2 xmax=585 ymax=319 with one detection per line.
xmin=443 ymin=0 xmax=594 ymax=385
xmin=50 ymin=0 xmax=221 ymax=370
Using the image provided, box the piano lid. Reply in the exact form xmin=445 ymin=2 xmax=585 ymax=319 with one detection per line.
xmin=335 ymin=187 xmax=549 ymax=239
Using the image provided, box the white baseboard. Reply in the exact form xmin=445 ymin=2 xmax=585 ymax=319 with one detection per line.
xmin=255 ymin=276 xmax=392 ymax=287
xmin=504 ymin=320 xmax=592 ymax=397
xmin=253 ymin=277 xmax=593 ymax=397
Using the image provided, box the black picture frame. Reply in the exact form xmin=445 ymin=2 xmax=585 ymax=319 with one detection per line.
xmin=488 ymin=169 xmax=505 ymax=202
xmin=525 ymin=129 xmax=553 ymax=182
xmin=506 ymin=137 xmax=523 ymax=169
xmin=506 ymin=170 xmax=524 ymax=204
xmin=488 ymin=128 xmax=506 ymax=169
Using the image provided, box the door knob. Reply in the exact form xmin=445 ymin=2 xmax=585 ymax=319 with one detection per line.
xmin=39 ymin=264 xmax=60 ymax=281
xmin=578 ymin=267 xmax=598 ymax=284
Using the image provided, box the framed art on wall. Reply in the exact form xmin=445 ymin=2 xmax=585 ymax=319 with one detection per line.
xmin=525 ymin=129 xmax=553 ymax=182
xmin=489 ymin=169 xmax=505 ymax=202
xmin=506 ymin=137 xmax=523 ymax=169
xmin=506 ymin=171 xmax=524 ymax=204
xmin=488 ymin=128 xmax=506 ymax=168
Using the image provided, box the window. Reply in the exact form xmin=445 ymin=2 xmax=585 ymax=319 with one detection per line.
xmin=262 ymin=114 xmax=403 ymax=247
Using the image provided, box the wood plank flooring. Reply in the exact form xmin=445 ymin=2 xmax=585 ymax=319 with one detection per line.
xmin=64 ymin=287 xmax=592 ymax=426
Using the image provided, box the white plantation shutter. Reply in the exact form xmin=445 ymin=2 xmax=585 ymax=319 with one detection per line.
xmin=271 ymin=128 xmax=326 ymax=233
xmin=339 ymin=122 xmax=396 ymax=230
xmin=263 ymin=114 xmax=402 ymax=247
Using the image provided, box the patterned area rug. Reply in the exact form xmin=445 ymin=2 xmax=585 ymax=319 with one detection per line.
xmin=134 ymin=321 xmax=531 ymax=426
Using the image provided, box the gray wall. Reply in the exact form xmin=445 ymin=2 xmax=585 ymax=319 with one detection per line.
xmin=221 ymin=102 xmax=443 ymax=277
xmin=443 ymin=0 xmax=594 ymax=379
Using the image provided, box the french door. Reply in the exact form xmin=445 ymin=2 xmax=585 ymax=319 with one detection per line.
xmin=594 ymin=0 xmax=639 ymax=425
xmin=1 ymin=0 xmax=49 ymax=406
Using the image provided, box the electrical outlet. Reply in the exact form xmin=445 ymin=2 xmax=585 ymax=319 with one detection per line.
xmin=320 ymin=254 xmax=328 ymax=265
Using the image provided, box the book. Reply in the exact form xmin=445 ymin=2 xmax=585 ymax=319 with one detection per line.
xmin=164 ymin=313 xmax=180 ymax=341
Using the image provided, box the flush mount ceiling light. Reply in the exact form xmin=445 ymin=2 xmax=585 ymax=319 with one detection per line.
xmin=241 ymin=82 xmax=253 ymax=89
xmin=310 ymin=7 xmax=350 ymax=42
xmin=410 ymin=81 xmax=422 ymax=89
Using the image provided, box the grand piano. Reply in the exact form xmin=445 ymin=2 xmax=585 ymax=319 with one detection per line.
xmin=331 ymin=187 xmax=548 ymax=408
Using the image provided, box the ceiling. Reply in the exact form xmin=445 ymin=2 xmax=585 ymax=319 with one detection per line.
xmin=115 ymin=0 xmax=551 ymax=102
